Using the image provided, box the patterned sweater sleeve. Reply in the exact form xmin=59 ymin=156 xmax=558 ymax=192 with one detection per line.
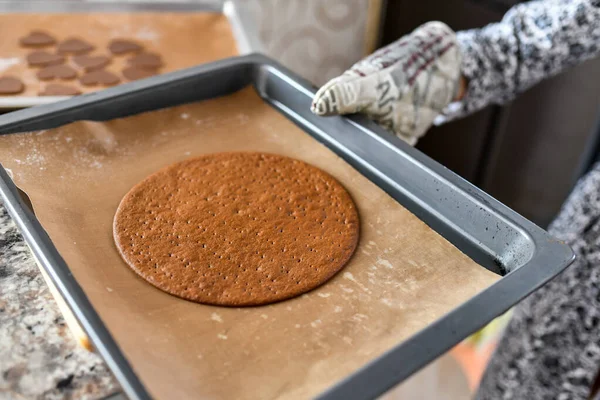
xmin=437 ymin=0 xmax=600 ymax=123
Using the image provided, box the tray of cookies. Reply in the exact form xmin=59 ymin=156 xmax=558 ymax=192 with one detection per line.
xmin=0 ymin=54 xmax=574 ymax=400
xmin=0 ymin=0 xmax=257 ymax=109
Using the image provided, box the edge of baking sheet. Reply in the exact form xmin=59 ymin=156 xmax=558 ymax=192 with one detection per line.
xmin=254 ymin=61 xmax=575 ymax=399
xmin=0 ymin=0 xmax=256 ymax=109
xmin=0 ymin=54 xmax=575 ymax=400
xmin=0 ymin=167 xmax=152 ymax=400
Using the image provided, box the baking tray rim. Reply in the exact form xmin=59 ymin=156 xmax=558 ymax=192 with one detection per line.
xmin=0 ymin=0 xmax=260 ymax=109
xmin=0 ymin=53 xmax=575 ymax=400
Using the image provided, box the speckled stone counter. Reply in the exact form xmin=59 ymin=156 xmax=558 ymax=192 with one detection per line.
xmin=0 ymin=203 xmax=118 ymax=400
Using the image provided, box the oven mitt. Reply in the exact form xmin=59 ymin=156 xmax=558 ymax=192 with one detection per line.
xmin=311 ymin=21 xmax=462 ymax=145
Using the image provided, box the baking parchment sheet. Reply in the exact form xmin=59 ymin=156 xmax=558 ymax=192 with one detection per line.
xmin=0 ymin=12 xmax=237 ymax=98
xmin=0 ymin=88 xmax=500 ymax=400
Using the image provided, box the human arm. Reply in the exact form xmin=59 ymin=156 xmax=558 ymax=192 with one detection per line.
xmin=311 ymin=0 xmax=600 ymax=144
xmin=444 ymin=0 xmax=600 ymax=123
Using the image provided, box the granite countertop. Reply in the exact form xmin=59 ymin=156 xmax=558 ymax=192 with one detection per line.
xmin=0 ymin=204 xmax=118 ymax=400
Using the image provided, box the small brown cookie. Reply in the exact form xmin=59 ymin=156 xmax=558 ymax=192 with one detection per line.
xmin=108 ymin=39 xmax=143 ymax=55
xmin=113 ymin=152 xmax=360 ymax=306
xmin=127 ymin=52 xmax=163 ymax=69
xmin=39 ymin=83 xmax=81 ymax=96
xmin=57 ymin=38 xmax=94 ymax=55
xmin=73 ymin=55 xmax=111 ymax=71
xmin=79 ymin=70 xmax=120 ymax=86
xmin=19 ymin=31 xmax=56 ymax=47
xmin=0 ymin=77 xmax=24 ymax=95
xmin=122 ymin=66 xmax=157 ymax=81
xmin=37 ymin=65 xmax=78 ymax=81
xmin=26 ymin=51 xmax=65 ymax=67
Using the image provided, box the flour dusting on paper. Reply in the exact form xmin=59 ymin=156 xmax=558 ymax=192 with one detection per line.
xmin=135 ymin=27 xmax=161 ymax=43
xmin=0 ymin=58 xmax=19 ymax=72
xmin=343 ymin=272 xmax=372 ymax=294
xmin=376 ymin=258 xmax=394 ymax=269
xmin=109 ymin=25 xmax=161 ymax=44
xmin=210 ymin=313 xmax=223 ymax=323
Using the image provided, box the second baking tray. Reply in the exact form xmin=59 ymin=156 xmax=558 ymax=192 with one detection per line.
xmin=0 ymin=0 xmax=259 ymax=109
xmin=0 ymin=54 xmax=574 ymax=399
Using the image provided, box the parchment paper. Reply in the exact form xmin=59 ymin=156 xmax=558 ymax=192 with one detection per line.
xmin=0 ymin=88 xmax=500 ymax=400
xmin=0 ymin=12 xmax=237 ymax=97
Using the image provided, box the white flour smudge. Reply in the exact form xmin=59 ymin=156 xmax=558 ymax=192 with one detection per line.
xmin=90 ymin=160 xmax=103 ymax=169
xmin=317 ymin=292 xmax=331 ymax=298
xmin=381 ymin=298 xmax=393 ymax=306
xmin=340 ymin=285 xmax=354 ymax=293
xmin=211 ymin=313 xmax=223 ymax=323
xmin=217 ymin=333 xmax=228 ymax=340
xmin=343 ymin=272 xmax=372 ymax=294
xmin=403 ymin=276 xmax=420 ymax=291
xmin=25 ymin=148 xmax=47 ymax=166
xmin=0 ymin=57 xmax=19 ymax=73
xmin=377 ymin=258 xmax=393 ymax=269
xmin=135 ymin=27 xmax=160 ymax=42
xmin=193 ymin=113 xmax=249 ymax=129
xmin=351 ymin=313 xmax=369 ymax=323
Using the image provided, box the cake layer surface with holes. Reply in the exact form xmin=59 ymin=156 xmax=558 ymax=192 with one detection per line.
xmin=113 ymin=152 xmax=360 ymax=306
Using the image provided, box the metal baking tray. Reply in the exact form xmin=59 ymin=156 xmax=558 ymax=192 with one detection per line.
xmin=0 ymin=0 xmax=261 ymax=109
xmin=0 ymin=54 xmax=575 ymax=399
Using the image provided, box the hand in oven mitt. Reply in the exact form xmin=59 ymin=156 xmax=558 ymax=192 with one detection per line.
xmin=311 ymin=21 xmax=463 ymax=145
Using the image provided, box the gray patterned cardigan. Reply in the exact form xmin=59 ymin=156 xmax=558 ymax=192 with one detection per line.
xmin=439 ymin=0 xmax=600 ymax=123
xmin=446 ymin=0 xmax=600 ymax=398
